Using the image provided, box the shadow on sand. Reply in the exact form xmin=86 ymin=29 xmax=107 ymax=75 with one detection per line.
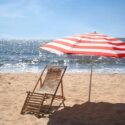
xmin=48 ymin=102 xmax=125 ymax=125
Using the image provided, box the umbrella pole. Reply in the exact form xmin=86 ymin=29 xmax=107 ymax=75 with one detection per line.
xmin=88 ymin=59 xmax=93 ymax=102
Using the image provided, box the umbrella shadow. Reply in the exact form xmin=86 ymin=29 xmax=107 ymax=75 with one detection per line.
xmin=48 ymin=102 xmax=125 ymax=125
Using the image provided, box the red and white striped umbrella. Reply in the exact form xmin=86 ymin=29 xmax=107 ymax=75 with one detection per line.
xmin=40 ymin=32 xmax=125 ymax=58
xmin=40 ymin=32 xmax=125 ymax=102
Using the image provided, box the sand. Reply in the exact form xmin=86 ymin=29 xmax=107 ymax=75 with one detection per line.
xmin=0 ymin=72 xmax=125 ymax=125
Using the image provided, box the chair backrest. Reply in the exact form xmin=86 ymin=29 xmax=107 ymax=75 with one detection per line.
xmin=39 ymin=65 xmax=67 ymax=94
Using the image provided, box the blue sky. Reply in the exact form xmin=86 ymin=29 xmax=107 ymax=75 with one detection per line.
xmin=0 ymin=0 xmax=125 ymax=39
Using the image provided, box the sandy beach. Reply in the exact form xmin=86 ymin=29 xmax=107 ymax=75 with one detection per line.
xmin=0 ymin=72 xmax=125 ymax=125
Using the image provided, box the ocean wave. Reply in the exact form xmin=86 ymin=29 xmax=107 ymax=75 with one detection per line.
xmin=0 ymin=62 xmax=125 ymax=73
xmin=0 ymin=63 xmax=40 ymax=73
xmin=0 ymin=39 xmax=125 ymax=73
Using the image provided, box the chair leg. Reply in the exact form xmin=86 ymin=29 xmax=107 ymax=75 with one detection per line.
xmin=20 ymin=91 xmax=30 ymax=114
xmin=62 ymin=99 xmax=66 ymax=107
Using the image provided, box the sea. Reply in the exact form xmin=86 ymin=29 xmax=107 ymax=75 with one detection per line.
xmin=0 ymin=39 xmax=125 ymax=73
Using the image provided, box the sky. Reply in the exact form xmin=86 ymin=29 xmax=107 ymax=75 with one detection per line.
xmin=0 ymin=0 xmax=125 ymax=39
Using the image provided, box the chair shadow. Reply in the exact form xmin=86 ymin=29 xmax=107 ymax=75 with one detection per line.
xmin=48 ymin=102 xmax=125 ymax=125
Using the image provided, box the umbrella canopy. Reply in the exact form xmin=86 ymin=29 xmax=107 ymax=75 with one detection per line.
xmin=40 ymin=32 xmax=125 ymax=58
xmin=40 ymin=32 xmax=125 ymax=102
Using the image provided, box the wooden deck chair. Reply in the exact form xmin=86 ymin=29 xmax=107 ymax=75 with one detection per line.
xmin=21 ymin=65 xmax=67 ymax=117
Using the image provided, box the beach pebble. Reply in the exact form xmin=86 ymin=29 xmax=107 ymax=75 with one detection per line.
xmin=8 ymin=82 xmax=11 ymax=84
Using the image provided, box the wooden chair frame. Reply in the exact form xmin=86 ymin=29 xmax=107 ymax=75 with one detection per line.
xmin=21 ymin=65 xmax=67 ymax=117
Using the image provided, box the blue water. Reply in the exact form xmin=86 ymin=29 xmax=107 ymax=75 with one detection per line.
xmin=0 ymin=39 xmax=125 ymax=73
